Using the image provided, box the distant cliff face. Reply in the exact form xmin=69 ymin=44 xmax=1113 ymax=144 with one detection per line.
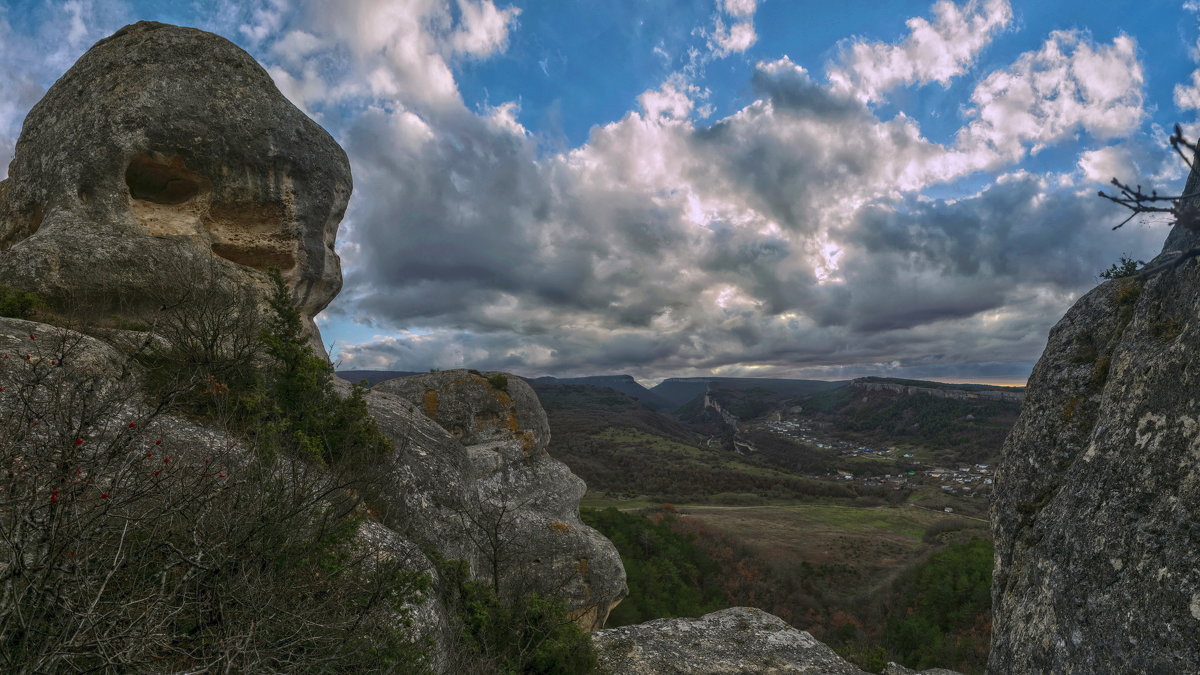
xmin=851 ymin=379 xmax=1023 ymax=403
xmin=991 ymin=207 xmax=1200 ymax=669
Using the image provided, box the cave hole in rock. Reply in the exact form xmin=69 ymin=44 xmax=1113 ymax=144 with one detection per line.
xmin=125 ymin=153 xmax=203 ymax=204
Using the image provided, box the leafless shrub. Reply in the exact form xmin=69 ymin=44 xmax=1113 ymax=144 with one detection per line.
xmin=0 ymin=295 xmax=428 ymax=672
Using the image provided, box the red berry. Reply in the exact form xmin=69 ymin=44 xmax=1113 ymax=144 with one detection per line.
xmin=153 ymin=470 xmax=161 ymax=476
xmin=100 ymin=493 xmax=109 ymax=499
xmin=128 ymin=422 xmax=136 ymax=428
xmin=29 ymin=334 xmax=35 ymax=340
xmin=145 ymin=452 xmax=154 ymax=457
xmin=75 ymin=438 xmax=84 ymax=446
xmin=163 ymin=457 xmax=170 ymax=463
xmin=155 ymin=440 xmax=162 ymax=445
xmin=218 ymin=473 xmax=226 ymax=478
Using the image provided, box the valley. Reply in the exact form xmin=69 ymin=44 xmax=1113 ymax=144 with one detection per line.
xmin=337 ymin=369 xmax=1018 ymax=672
xmin=532 ymin=373 xmax=1019 ymax=673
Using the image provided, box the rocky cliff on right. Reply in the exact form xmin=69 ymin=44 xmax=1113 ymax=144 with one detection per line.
xmin=990 ymin=174 xmax=1200 ymax=672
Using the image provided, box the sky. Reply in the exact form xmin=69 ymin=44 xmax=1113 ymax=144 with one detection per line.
xmin=3 ymin=0 xmax=1200 ymax=386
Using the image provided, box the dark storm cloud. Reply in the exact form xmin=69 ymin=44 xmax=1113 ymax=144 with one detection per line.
xmin=295 ymin=2 xmax=1159 ymax=381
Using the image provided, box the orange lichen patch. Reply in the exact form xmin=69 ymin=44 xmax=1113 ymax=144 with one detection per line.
xmin=549 ymin=520 xmax=575 ymax=534
xmin=519 ymin=431 xmax=536 ymax=455
xmin=210 ymin=242 xmax=295 ymax=270
xmin=505 ymin=411 xmax=519 ymax=433
xmin=422 ymin=389 xmax=439 ymax=419
xmin=575 ymin=558 xmax=592 ymax=601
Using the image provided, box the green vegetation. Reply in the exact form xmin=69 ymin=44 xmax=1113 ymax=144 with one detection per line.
xmin=581 ymin=507 xmax=724 ymax=626
xmin=796 ymin=386 xmax=1018 ymax=465
xmin=255 ymin=270 xmax=392 ymax=465
xmin=1099 ymin=255 xmax=1142 ymax=279
xmin=884 ymin=538 xmax=993 ymax=673
xmin=0 ymin=271 xmax=424 ymax=672
xmin=437 ymin=558 xmax=599 ymax=674
xmin=487 ymin=373 xmax=509 ymax=392
xmin=0 ymin=283 xmax=42 ymax=319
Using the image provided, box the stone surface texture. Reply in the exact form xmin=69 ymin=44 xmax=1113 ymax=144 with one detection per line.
xmin=371 ymin=370 xmax=627 ymax=630
xmin=990 ymin=167 xmax=1200 ymax=672
xmin=592 ymin=607 xmax=870 ymax=674
xmin=0 ymin=21 xmax=348 ymax=356
xmin=0 ymin=21 xmax=940 ymax=671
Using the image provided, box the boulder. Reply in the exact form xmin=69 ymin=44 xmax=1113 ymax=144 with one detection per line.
xmin=990 ymin=166 xmax=1200 ymax=671
xmin=0 ymin=21 xmax=348 ymax=356
xmin=591 ymin=607 xmax=869 ymax=674
xmin=373 ymin=370 xmax=627 ymax=629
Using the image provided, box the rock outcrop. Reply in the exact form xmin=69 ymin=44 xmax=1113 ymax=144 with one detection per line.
xmin=0 ymin=21 xmax=347 ymax=356
xmin=991 ymin=169 xmax=1200 ymax=670
xmin=368 ymin=370 xmax=627 ymax=629
xmin=592 ymin=607 xmax=869 ymax=674
xmin=1 ymin=20 xmax=957 ymax=673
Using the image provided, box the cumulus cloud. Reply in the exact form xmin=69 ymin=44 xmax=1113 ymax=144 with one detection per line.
xmin=957 ymin=30 xmax=1144 ymax=164
xmin=0 ymin=0 xmax=1168 ymax=383
xmin=704 ymin=0 xmax=759 ymax=58
xmin=827 ymin=0 xmax=1012 ymax=103
xmin=708 ymin=18 xmax=757 ymax=57
xmin=298 ymin=0 xmax=1162 ymax=380
xmin=450 ymin=0 xmax=520 ymax=58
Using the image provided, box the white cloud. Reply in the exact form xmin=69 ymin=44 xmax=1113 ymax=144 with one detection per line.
xmin=709 ymin=19 xmax=757 ymax=57
xmin=638 ymin=76 xmax=699 ymax=121
xmin=1175 ymin=69 xmax=1200 ymax=111
xmin=450 ymin=0 xmax=520 ymax=58
xmin=272 ymin=29 xmax=324 ymax=64
xmin=721 ymin=0 xmax=757 ymax=18
xmin=957 ymin=31 xmax=1144 ymax=164
xmin=827 ymin=0 xmax=1012 ymax=104
xmin=0 ymin=0 xmax=1169 ymax=382
xmin=239 ymin=0 xmax=289 ymax=44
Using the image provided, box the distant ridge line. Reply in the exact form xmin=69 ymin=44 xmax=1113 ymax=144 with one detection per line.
xmin=851 ymin=377 xmax=1024 ymax=402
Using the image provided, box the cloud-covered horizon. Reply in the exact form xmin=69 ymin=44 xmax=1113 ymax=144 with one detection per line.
xmin=4 ymin=0 xmax=1199 ymax=385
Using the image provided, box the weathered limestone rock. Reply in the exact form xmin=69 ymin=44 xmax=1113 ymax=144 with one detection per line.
xmin=0 ymin=21 xmax=348 ymax=356
xmin=991 ymin=169 xmax=1200 ymax=671
xmin=0 ymin=317 xmax=129 ymax=378
xmin=591 ymin=607 xmax=870 ymax=674
xmin=372 ymin=370 xmax=627 ymax=630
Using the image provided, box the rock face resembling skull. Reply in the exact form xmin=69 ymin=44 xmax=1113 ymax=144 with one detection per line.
xmin=0 ymin=21 xmax=349 ymax=356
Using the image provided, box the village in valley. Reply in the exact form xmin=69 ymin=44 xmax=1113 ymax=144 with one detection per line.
xmin=754 ymin=418 xmax=995 ymax=500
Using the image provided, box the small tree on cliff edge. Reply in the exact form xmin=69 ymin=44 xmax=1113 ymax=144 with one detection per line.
xmin=1098 ymin=124 xmax=1200 ymax=278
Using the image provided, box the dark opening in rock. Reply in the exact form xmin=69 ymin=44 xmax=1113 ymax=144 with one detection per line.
xmin=211 ymin=242 xmax=295 ymax=270
xmin=125 ymin=153 xmax=203 ymax=204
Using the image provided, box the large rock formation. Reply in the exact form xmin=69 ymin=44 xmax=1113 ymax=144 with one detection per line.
xmin=363 ymin=370 xmax=628 ymax=629
xmin=991 ymin=170 xmax=1200 ymax=670
xmin=0 ymin=21 xmax=347 ymax=356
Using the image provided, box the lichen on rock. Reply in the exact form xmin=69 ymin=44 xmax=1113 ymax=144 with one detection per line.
xmin=990 ymin=164 xmax=1200 ymax=672
xmin=0 ymin=21 xmax=348 ymax=357
xmin=370 ymin=370 xmax=628 ymax=630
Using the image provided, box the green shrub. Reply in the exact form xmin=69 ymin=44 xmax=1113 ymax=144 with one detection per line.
xmin=0 ymin=284 xmax=42 ymax=319
xmin=1099 ymin=255 xmax=1142 ymax=279
xmin=437 ymin=557 xmax=599 ymax=674
xmin=581 ymin=506 xmax=724 ymax=626
xmin=883 ymin=537 xmax=993 ymax=673
xmin=488 ymin=373 xmax=509 ymax=392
